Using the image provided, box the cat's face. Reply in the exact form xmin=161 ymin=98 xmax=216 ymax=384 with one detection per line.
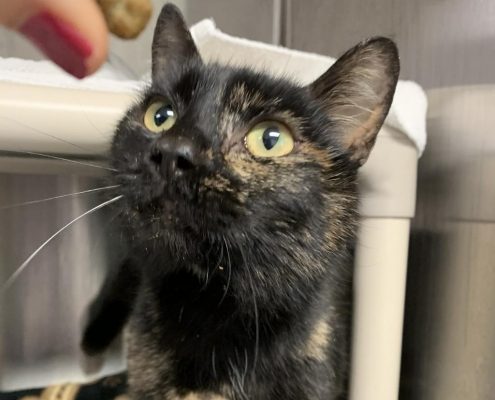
xmin=113 ymin=63 xmax=341 ymax=238
xmin=110 ymin=4 xmax=399 ymax=261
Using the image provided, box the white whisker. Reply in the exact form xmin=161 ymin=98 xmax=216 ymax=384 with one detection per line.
xmin=247 ymin=266 xmax=260 ymax=376
xmin=1 ymin=195 xmax=123 ymax=293
xmin=0 ymin=115 xmax=92 ymax=152
xmin=208 ymin=243 xmax=224 ymax=291
xmin=239 ymin=245 xmax=259 ymax=376
xmin=242 ymin=348 xmax=249 ymax=393
xmin=211 ymin=346 xmax=217 ymax=379
xmin=0 ymin=150 xmax=116 ymax=172
xmin=219 ymin=237 xmax=232 ymax=304
xmin=83 ymin=112 xmax=112 ymax=139
xmin=0 ymin=185 xmax=120 ymax=211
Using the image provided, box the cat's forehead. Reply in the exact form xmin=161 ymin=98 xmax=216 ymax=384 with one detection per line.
xmin=162 ymin=62 xmax=303 ymax=112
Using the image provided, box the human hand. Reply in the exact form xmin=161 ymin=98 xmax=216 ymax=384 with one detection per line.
xmin=0 ymin=0 xmax=109 ymax=79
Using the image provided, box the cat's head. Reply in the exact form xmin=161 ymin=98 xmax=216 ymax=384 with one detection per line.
xmin=111 ymin=4 xmax=399 ymax=264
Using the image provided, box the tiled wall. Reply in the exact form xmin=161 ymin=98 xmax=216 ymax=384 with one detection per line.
xmin=283 ymin=0 xmax=495 ymax=88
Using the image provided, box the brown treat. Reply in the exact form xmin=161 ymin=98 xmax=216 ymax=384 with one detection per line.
xmin=97 ymin=0 xmax=153 ymax=39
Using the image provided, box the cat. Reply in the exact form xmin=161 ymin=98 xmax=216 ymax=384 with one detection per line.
xmin=81 ymin=3 xmax=399 ymax=399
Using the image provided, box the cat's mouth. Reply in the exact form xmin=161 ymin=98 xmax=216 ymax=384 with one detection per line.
xmin=163 ymin=182 xmax=242 ymax=229
xmin=124 ymin=175 xmax=243 ymax=234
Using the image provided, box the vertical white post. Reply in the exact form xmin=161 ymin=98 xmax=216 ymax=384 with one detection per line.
xmin=349 ymin=218 xmax=411 ymax=400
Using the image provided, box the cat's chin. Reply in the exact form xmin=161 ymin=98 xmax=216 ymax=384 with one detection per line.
xmin=126 ymin=197 xmax=236 ymax=241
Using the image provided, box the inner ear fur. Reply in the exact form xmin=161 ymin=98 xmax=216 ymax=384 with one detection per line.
xmin=309 ymin=37 xmax=400 ymax=166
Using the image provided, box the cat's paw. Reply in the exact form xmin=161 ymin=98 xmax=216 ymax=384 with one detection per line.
xmin=78 ymin=349 xmax=105 ymax=376
xmin=79 ymin=306 xmax=106 ymax=374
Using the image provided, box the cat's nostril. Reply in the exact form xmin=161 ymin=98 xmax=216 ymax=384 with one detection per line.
xmin=176 ymin=155 xmax=195 ymax=170
xmin=150 ymin=149 xmax=163 ymax=166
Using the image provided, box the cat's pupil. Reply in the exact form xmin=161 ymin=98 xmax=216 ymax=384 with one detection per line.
xmin=154 ymin=105 xmax=174 ymax=126
xmin=262 ymin=126 xmax=280 ymax=150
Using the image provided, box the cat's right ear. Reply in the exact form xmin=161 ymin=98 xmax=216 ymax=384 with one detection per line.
xmin=308 ymin=38 xmax=399 ymax=166
xmin=151 ymin=4 xmax=201 ymax=80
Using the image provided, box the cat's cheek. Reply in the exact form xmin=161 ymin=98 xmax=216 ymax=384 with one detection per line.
xmin=201 ymin=175 xmax=235 ymax=194
xmin=296 ymin=142 xmax=334 ymax=171
xmin=225 ymin=159 xmax=252 ymax=183
xmin=112 ymin=132 xmax=160 ymax=181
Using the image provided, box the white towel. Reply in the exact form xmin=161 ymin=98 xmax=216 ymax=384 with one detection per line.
xmin=0 ymin=58 xmax=143 ymax=93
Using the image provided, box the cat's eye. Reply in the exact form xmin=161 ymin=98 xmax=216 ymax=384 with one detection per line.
xmin=244 ymin=121 xmax=294 ymax=157
xmin=144 ymin=101 xmax=177 ymax=133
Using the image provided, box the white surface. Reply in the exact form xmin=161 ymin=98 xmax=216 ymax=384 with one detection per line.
xmin=0 ymin=18 xmax=427 ymax=155
xmin=2 ymin=354 xmax=125 ymax=390
xmin=0 ymin=82 xmax=135 ymax=156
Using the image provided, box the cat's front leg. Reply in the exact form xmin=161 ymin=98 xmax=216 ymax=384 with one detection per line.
xmin=81 ymin=258 xmax=141 ymax=356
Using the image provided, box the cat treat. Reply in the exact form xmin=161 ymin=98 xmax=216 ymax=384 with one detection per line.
xmin=97 ymin=0 xmax=152 ymax=39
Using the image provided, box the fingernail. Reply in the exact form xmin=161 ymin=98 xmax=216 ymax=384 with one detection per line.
xmin=20 ymin=12 xmax=93 ymax=79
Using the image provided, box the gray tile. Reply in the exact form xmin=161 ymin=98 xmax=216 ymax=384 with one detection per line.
xmin=286 ymin=0 xmax=495 ymax=88
xmin=187 ymin=0 xmax=278 ymax=44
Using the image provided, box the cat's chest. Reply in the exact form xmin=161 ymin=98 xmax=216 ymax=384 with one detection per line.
xmin=124 ymin=266 xmax=338 ymax=400
xmin=131 ymin=271 xmax=255 ymax=352
xmin=125 ymin=320 xmax=232 ymax=399
xmin=125 ymin=284 xmax=253 ymax=399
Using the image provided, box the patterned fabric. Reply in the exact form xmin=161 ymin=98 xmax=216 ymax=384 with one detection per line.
xmin=0 ymin=373 xmax=128 ymax=400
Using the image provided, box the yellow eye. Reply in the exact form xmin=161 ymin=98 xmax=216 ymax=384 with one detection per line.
xmin=244 ymin=121 xmax=294 ymax=157
xmin=144 ymin=101 xmax=177 ymax=133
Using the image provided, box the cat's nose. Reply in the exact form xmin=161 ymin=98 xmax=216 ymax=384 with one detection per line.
xmin=150 ymin=135 xmax=204 ymax=177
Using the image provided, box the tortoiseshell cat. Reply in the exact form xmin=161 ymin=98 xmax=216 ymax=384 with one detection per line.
xmin=82 ymin=4 xmax=399 ymax=399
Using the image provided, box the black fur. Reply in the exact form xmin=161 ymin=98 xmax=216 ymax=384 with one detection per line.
xmin=82 ymin=4 xmax=399 ymax=399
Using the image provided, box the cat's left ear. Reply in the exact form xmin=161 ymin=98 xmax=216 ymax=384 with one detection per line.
xmin=151 ymin=4 xmax=201 ymax=80
xmin=308 ymin=38 xmax=399 ymax=166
